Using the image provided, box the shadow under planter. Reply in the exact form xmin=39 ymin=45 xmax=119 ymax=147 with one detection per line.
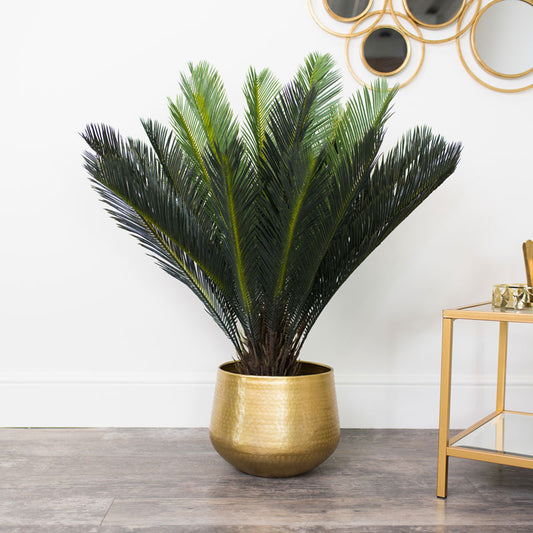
xmin=209 ymin=361 xmax=340 ymax=477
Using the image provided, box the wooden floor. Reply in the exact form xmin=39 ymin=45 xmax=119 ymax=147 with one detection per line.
xmin=1 ymin=428 xmax=533 ymax=532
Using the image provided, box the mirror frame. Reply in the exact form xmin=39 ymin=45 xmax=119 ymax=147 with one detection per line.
xmin=309 ymin=0 xmax=533 ymax=92
xmin=322 ymin=0 xmax=373 ymax=22
xmin=402 ymin=0 xmax=466 ymax=29
xmin=360 ymin=25 xmax=411 ymax=76
xmin=470 ymin=0 xmax=533 ymax=79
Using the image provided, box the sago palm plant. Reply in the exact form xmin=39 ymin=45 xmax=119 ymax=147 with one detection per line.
xmin=82 ymin=53 xmax=461 ymax=376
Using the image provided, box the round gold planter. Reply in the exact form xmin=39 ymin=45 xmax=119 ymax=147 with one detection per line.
xmin=209 ymin=361 xmax=340 ymax=477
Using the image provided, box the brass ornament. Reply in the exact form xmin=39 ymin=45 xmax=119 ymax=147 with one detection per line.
xmin=492 ymin=284 xmax=533 ymax=310
xmin=308 ymin=0 xmax=533 ymax=92
xmin=209 ymin=361 xmax=340 ymax=477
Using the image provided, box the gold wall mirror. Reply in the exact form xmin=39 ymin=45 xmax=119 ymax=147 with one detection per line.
xmin=361 ymin=26 xmax=410 ymax=75
xmin=323 ymin=0 xmax=373 ymax=21
xmin=403 ymin=0 xmax=465 ymax=28
xmin=472 ymin=0 xmax=533 ymax=78
xmin=309 ymin=0 xmax=533 ymax=92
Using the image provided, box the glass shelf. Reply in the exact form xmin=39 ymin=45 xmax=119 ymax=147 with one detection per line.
xmin=452 ymin=412 xmax=533 ymax=458
xmin=443 ymin=301 xmax=533 ymax=323
xmin=463 ymin=303 xmax=533 ymax=315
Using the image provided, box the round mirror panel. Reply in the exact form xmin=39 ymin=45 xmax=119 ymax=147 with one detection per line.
xmin=473 ymin=0 xmax=533 ymax=77
xmin=403 ymin=0 xmax=465 ymax=27
xmin=323 ymin=0 xmax=372 ymax=22
xmin=361 ymin=26 xmax=410 ymax=76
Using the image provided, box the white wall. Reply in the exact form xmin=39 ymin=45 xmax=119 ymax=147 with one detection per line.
xmin=1 ymin=0 xmax=532 ymax=428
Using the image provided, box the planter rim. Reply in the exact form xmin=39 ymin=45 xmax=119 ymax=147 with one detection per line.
xmin=218 ymin=360 xmax=333 ymax=379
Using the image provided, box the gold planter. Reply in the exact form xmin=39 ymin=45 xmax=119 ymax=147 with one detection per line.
xmin=209 ymin=361 xmax=340 ymax=477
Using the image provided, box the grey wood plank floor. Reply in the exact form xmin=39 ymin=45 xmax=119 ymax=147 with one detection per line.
xmin=1 ymin=428 xmax=532 ymax=532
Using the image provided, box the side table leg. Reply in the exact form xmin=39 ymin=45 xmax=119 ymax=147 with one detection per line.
xmin=437 ymin=317 xmax=454 ymax=498
xmin=496 ymin=321 xmax=508 ymax=413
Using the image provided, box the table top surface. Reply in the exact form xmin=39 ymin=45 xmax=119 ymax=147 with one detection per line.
xmin=443 ymin=302 xmax=533 ymax=323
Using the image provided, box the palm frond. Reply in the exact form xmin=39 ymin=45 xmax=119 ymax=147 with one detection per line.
xmin=168 ymin=62 xmax=239 ymax=169
xmin=258 ymin=79 xmax=396 ymax=349
xmin=166 ymin=64 xmax=259 ymax=338
xmin=294 ymin=52 xmax=342 ymax=154
xmin=290 ymin=80 xmax=398 ymax=301
xmin=280 ymin=127 xmax=384 ymax=339
xmin=333 ymin=78 xmax=397 ymax=152
xmin=256 ymin=81 xmax=320 ymax=315
xmin=81 ymin=124 xmax=244 ymax=316
xmin=140 ymin=118 xmax=219 ymax=230
xmin=203 ymin=137 xmax=260 ymax=339
xmin=84 ymin=167 xmax=243 ymax=353
xmin=295 ymin=127 xmax=462 ymax=348
xmin=242 ymin=67 xmax=281 ymax=163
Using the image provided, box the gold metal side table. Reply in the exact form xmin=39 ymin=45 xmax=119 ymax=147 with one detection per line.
xmin=437 ymin=302 xmax=533 ymax=498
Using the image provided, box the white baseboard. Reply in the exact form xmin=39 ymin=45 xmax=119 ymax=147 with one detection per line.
xmin=1 ymin=373 xmax=532 ymax=428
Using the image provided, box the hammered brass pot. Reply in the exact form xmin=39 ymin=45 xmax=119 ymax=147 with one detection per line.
xmin=209 ymin=361 xmax=340 ymax=477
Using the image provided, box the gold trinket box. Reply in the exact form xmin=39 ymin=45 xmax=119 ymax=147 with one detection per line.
xmin=492 ymin=284 xmax=533 ymax=310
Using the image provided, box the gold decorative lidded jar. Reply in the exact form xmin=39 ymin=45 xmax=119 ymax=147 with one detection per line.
xmin=209 ymin=361 xmax=340 ymax=477
xmin=492 ymin=284 xmax=533 ymax=309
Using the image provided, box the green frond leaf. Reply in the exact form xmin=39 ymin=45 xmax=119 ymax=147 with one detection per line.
xmin=242 ymin=67 xmax=282 ymax=162
xmin=82 ymin=123 xmax=231 ymax=294
xmin=333 ymin=78 xmax=397 ymax=152
xmin=86 ymin=175 xmax=243 ymax=353
xmin=203 ymin=138 xmax=259 ymax=337
xmin=295 ymin=126 xmax=462 ymax=347
xmin=140 ymin=118 xmax=218 ymax=229
xmin=294 ymin=52 xmax=342 ymax=154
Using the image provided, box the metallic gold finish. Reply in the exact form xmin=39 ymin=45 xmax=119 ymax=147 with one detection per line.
xmin=209 ymin=361 xmax=340 ymax=477
xmin=360 ymin=25 xmax=411 ymax=77
xmin=389 ymin=0 xmax=481 ymax=45
xmin=436 ymin=317 xmax=453 ymax=499
xmin=492 ymin=284 xmax=533 ymax=309
xmin=308 ymin=0 xmax=386 ymax=39
xmin=444 ymin=301 xmax=533 ymax=323
xmin=345 ymin=9 xmax=424 ymax=88
xmin=470 ymin=0 xmax=533 ymax=79
xmin=496 ymin=321 xmax=508 ymax=412
xmin=310 ymin=0 xmax=533 ymax=92
xmin=456 ymin=3 xmax=533 ymax=93
xmin=524 ymin=240 xmax=533 ymax=287
xmin=437 ymin=302 xmax=533 ymax=498
xmin=323 ymin=0 xmax=373 ymax=22
xmin=447 ymin=443 xmax=533 ymax=468
xmin=402 ymin=0 xmax=466 ymax=29
xmin=495 ymin=412 xmax=504 ymax=452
